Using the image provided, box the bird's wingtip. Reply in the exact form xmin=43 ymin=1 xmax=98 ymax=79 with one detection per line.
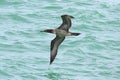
xmin=50 ymin=61 xmax=53 ymax=65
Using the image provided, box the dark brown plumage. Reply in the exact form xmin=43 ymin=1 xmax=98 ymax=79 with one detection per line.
xmin=41 ymin=15 xmax=80 ymax=64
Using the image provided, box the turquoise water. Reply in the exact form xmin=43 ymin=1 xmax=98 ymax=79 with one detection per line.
xmin=0 ymin=0 xmax=120 ymax=80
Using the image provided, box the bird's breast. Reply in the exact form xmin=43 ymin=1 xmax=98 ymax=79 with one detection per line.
xmin=55 ymin=29 xmax=68 ymax=37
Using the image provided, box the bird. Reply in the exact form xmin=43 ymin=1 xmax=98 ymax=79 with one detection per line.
xmin=41 ymin=14 xmax=81 ymax=64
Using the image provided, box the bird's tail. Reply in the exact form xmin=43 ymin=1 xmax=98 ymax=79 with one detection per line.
xmin=71 ymin=33 xmax=81 ymax=36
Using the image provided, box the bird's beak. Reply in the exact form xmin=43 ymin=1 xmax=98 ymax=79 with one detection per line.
xmin=40 ymin=29 xmax=53 ymax=33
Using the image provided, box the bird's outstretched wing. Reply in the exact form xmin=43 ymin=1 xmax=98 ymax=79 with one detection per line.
xmin=58 ymin=15 xmax=73 ymax=31
xmin=58 ymin=24 xmax=71 ymax=32
xmin=50 ymin=36 xmax=65 ymax=64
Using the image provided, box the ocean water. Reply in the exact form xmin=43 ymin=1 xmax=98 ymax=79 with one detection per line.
xmin=0 ymin=0 xmax=120 ymax=80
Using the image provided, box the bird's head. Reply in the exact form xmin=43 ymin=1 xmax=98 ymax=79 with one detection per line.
xmin=41 ymin=29 xmax=54 ymax=33
xmin=61 ymin=15 xmax=74 ymax=19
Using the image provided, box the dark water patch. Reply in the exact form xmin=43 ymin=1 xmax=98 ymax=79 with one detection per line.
xmin=87 ymin=52 xmax=113 ymax=60
xmin=20 ymin=73 xmax=37 ymax=80
xmin=5 ymin=31 xmax=16 ymax=35
xmin=91 ymin=10 xmax=105 ymax=19
xmin=0 ymin=0 xmax=6 ymax=4
xmin=1 ymin=57 xmax=48 ymax=76
xmin=0 ymin=15 xmax=7 ymax=20
xmin=17 ymin=31 xmax=34 ymax=38
xmin=7 ymin=14 xmax=31 ymax=23
xmin=78 ymin=10 xmax=105 ymax=22
xmin=98 ymin=71 xmax=115 ymax=78
xmin=54 ymin=63 xmax=98 ymax=78
xmin=100 ymin=40 xmax=120 ymax=50
xmin=26 ymin=13 xmax=42 ymax=19
xmin=1 ymin=59 xmax=24 ymax=71
xmin=95 ymin=18 xmax=120 ymax=28
xmin=77 ymin=24 xmax=91 ymax=32
xmin=1 ymin=0 xmax=27 ymax=6
xmin=66 ymin=39 xmax=82 ymax=46
xmin=100 ymin=3 xmax=110 ymax=9
xmin=45 ymin=71 xmax=62 ymax=80
xmin=78 ymin=70 xmax=95 ymax=77
xmin=95 ymin=20 xmax=111 ymax=26
xmin=87 ymin=42 xmax=108 ymax=51
xmin=13 ymin=43 xmax=28 ymax=50
xmin=75 ymin=1 xmax=93 ymax=6
xmin=25 ymin=40 xmax=49 ymax=52
xmin=0 ymin=36 xmax=7 ymax=41
xmin=0 ymin=43 xmax=29 ymax=53
xmin=43 ymin=5 xmax=62 ymax=10
xmin=105 ymin=20 xmax=120 ymax=26
xmin=31 ymin=57 xmax=48 ymax=65
xmin=116 ymin=71 xmax=120 ymax=76
xmin=5 ymin=29 xmax=42 ymax=41
xmin=23 ymin=14 xmax=46 ymax=24
xmin=26 ymin=41 xmax=42 ymax=47
xmin=0 ymin=0 xmax=17 ymax=6
xmin=0 ymin=48 xmax=24 ymax=53
xmin=116 ymin=66 xmax=120 ymax=70
xmin=0 ymin=70 xmax=13 ymax=77
xmin=110 ymin=5 xmax=120 ymax=13
xmin=62 ymin=7 xmax=78 ymax=14
xmin=45 ymin=68 xmax=78 ymax=80
xmin=82 ymin=35 xmax=97 ymax=42
xmin=78 ymin=24 xmax=103 ymax=32
xmin=96 ymin=65 xmax=115 ymax=71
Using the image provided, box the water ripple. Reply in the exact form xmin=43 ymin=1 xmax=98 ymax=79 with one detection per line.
xmin=0 ymin=0 xmax=120 ymax=80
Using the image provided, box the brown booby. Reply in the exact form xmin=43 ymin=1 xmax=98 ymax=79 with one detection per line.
xmin=41 ymin=15 xmax=81 ymax=64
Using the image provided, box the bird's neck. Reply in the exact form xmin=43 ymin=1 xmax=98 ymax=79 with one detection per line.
xmin=62 ymin=18 xmax=71 ymax=26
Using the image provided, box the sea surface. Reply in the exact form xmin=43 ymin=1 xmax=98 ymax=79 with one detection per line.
xmin=0 ymin=0 xmax=120 ymax=80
